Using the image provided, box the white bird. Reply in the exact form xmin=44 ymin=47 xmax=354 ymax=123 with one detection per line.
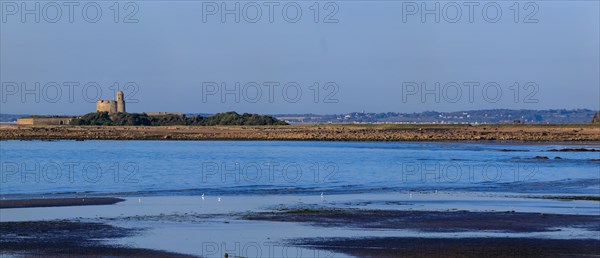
xmin=218 ymin=197 xmax=221 ymax=202
xmin=320 ymin=192 xmax=324 ymax=201
xmin=138 ymin=198 xmax=141 ymax=203
xmin=409 ymin=193 xmax=413 ymax=199
xmin=201 ymin=193 xmax=205 ymax=201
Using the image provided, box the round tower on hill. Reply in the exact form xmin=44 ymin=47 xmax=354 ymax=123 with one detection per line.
xmin=116 ymin=90 xmax=126 ymax=113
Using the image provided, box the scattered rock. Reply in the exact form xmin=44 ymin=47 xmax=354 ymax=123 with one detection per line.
xmin=546 ymin=148 xmax=599 ymax=152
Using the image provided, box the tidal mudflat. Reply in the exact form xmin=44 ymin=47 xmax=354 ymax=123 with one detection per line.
xmin=1 ymin=193 xmax=599 ymax=257
xmin=1 ymin=141 xmax=598 ymax=257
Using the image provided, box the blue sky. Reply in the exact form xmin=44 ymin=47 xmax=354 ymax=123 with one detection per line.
xmin=1 ymin=1 xmax=598 ymax=115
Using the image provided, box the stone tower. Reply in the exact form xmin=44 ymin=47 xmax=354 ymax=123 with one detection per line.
xmin=116 ymin=90 xmax=126 ymax=113
xmin=96 ymin=90 xmax=126 ymax=114
xmin=96 ymin=100 xmax=117 ymax=113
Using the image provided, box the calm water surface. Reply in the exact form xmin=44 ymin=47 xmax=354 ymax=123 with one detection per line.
xmin=1 ymin=141 xmax=598 ymax=197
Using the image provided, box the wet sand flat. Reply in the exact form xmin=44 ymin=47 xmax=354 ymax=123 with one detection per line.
xmin=0 ymin=220 xmax=195 ymax=257
xmin=247 ymin=208 xmax=600 ymax=257
xmin=0 ymin=197 xmax=125 ymax=209
xmin=243 ymin=208 xmax=600 ymax=233
xmin=2 ymin=194 xmax=599 ymax=257
xmin=1 ymin=124 xmax=599 ymax=141
xmin=296 ymin=237 xmax=600 ymax=257
xmin=3 ymin=207 xmax=599 ymax=257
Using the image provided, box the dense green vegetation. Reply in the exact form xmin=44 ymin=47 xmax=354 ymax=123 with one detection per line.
xmin=71 ymin=112 xmax=113 ymax=125
xmin=70 ymin=112 xmax=287 ymax=126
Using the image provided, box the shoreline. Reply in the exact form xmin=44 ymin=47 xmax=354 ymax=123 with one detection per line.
xmin=297 ymin=237 xmax=600 ymax=257
xmin=2 ymin=194 xmax=599 ymax=257
xmin=1 ymin=124 xmax=599 ymax=141
xmin=0 ymin=220 xmax=195 ymax=257
xmin=6 ymin=221 xmax=597 ymax=258
xmin=0 ymin=197 xmax=125 ymax=209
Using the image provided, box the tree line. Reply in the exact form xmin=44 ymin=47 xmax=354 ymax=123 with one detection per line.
xmin=70 ymin=112 xmax=288 ymax=126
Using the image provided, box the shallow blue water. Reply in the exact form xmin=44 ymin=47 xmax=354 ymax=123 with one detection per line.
xmin=1 ymin=141 xmax=598 ymax=197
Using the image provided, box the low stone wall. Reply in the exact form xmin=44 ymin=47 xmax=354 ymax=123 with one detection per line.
xmin=16 ymin=117 xmax=73 ymax=125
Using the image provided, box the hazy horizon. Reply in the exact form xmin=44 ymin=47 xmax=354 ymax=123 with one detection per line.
xmin=0 ymin=108 xmax=600 ymax=116
xmin=2 ymin=1 xmax=599 ymax=115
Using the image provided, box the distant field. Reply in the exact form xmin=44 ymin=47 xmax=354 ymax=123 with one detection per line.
xmin=1 ymin=124 xmax=598 ymax=141
xmin=335 ymin=123 xmax=599 ymax=129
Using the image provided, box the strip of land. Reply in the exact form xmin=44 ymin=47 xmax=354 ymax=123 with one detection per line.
xmin=0 ymin=221 xmax=195 ymax=257
xmin=296 ymin=237 xmax=600 ymax=257
xmin=243 ymin=208 xmax=600 ymax=233
xmin=1 ymin=124 xmax=599 ymax=141
xmin=0 ymin=197 xmax=125 ymax=209
xmin=253 ymin=208 xmax=600 ymax=257
xmin=3 ymin=204 xmax=599 ymax=257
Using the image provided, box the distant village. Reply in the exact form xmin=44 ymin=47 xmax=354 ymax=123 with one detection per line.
xmin=2 ymin=94 xmax=598 ymax=126
xmin=274 ymin=109 xmax=599 ymax=124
